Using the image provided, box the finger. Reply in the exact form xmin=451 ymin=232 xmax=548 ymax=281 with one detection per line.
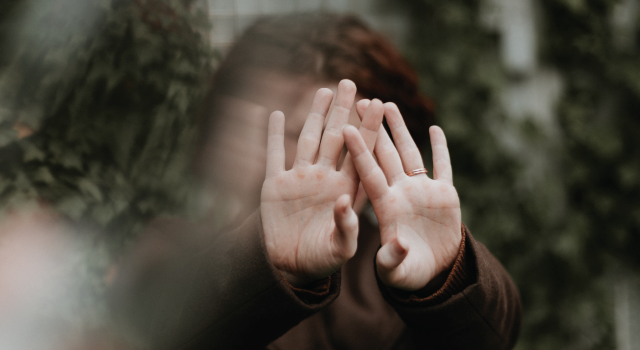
xmin=355 ymin=99 xmax=371 ymax=120
xmin=332 ymin=194 xmax=359 ymax=260
xmin=384 ymin=102 xmax=425 ymax=173
xmin=265 ymin=111 xmax=285 ymax=178
xmin=430 ymin=125 xmax=453 ymax=185
xmin=317 ymin=80 xmax=357 ymax=167
xmin=374 ymin=126 xmax=405 ymax=185
xmin=376 ymin=236 xmax=408 ymax=282
xmin=343 ymin=125 xmax=389 ymax=201
xmin=294 ymin=88 xmax=334 ymax=167
xmin=342 ymin=99 xmax=384 ymax=180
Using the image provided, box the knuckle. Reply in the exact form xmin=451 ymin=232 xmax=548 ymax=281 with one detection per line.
xmin=298 ymin=132 xmax=319 ymax=143
xmin=379 ymin=144 xmax=396 ymax=156
xmin=333 ymin=105 xmax=351 ymax=114
xmin=317 ymin=154 xmax=335 ymax=165
xmin=323 ymin=127 xmax=343 ymax=139
xmin=359 ymin=127 xmax=378 ymax=141
xmin=309 ymin=112 xmax=325 ymax=120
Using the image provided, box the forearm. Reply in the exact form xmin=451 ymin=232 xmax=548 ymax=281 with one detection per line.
xmin=110 ymin=211 xmax=340 ymax=350
xmin=377 ymin=226 xmax=522 ymax=350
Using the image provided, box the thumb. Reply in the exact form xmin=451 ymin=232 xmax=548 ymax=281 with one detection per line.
xmin=332 ymin=194 xmax=359 ymax=261
xmin=376 ymin=236 xmax=408 ymax=284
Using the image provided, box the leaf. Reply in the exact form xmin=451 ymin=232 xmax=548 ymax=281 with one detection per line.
xmin=78 ymin=178 xmax=103 ymax=202
xmin=56 ymin=196 xmax=88 ymax=220
xmin=34 ymin=166 xmax=56 ymax=184
xmin=21 ymin=142 xmax=46 ymax=162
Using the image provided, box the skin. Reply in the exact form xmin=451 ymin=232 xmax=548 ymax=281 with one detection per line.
xmin=261 ymin=79 xmax=463 ymax=290
xmin=202 ymin=71 xmax=365 ymax=217
xmin=260 ymin=80 xmax=383 ymax=286
xmin=347 ymin=101 xmax=462 ymax=291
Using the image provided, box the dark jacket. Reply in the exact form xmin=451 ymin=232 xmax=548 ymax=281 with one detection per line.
xmin=111 ymin=210 xmax=521 ymax=349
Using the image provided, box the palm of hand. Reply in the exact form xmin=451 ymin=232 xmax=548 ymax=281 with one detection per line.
xmin=261 ymin=168 xmax=357 ymax=281
xmin=260 ymin=82 xmax=384 ymax=286
xmin=343 ymin=101 xmax=463 ymax=291
xmin=374 ymin=177 xmax=461 ymax=290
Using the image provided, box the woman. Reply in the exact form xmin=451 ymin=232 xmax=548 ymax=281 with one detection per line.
xmin=196 ymin=13 xmax=435 ymax=220
xmin=112 ymin=13 xmax=521 ymax=349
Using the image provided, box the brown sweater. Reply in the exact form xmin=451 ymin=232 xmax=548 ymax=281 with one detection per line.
xmin=111 ymin=211 xmax=521 ymax=350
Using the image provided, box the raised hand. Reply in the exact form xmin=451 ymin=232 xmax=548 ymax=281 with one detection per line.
xmin=343 ymin=101 xmax=462 ymax=291
xmin=260 ymin=80 xmax=384 ymax=287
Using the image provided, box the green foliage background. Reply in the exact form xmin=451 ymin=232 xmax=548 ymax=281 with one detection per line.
xmin=0 ymin=0 xmax=213 ymax=248
xmin=1 ymin=0 xmax=639 ymax=347
xmin=391 ymin=0 xmax=640 ymax=348
xmin=0 ymin=0 xmax=214 ymax=328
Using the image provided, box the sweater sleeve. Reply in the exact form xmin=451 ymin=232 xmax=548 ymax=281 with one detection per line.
xmin=110 ymin=211 xmax=340 ymax=350
xmin=376 ymin=225 xmax=522 ymax=350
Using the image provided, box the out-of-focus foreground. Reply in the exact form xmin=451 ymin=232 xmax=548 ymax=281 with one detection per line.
xmin=0 ymin=0 xmax=639 ymax=349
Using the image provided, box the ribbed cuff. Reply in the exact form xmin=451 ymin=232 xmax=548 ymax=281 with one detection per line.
xmin=380 ymin=224 xmax=471 ymax=306
xmin=280 ymin=273 xmax=333 ymax=304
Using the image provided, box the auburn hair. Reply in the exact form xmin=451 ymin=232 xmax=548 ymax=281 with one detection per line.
xmin=201 ymin=13 xmax=435 ymax=149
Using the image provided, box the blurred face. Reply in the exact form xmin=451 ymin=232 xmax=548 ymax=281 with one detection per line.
xmin=200 ymin=68 xmax=362 ymax=212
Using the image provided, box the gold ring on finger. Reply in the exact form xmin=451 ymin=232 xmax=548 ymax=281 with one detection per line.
xmin=405 ymin=168 xmax=428 ymax=177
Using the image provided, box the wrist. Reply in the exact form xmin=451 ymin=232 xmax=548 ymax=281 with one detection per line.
xmin=430 ymin=221 xmax=464 ymax=281
xmin=379 ymin=225 xmax=471 ymax=303
xmin=279 ymin=270 xmax=307 ymax=288
xmin=279 ymin=269 xmax=329 ymax=288
xmin=379 ymin=222 xmax=464 ymax=292
xmin=419 ymin=268 xmax=450 ymax=294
